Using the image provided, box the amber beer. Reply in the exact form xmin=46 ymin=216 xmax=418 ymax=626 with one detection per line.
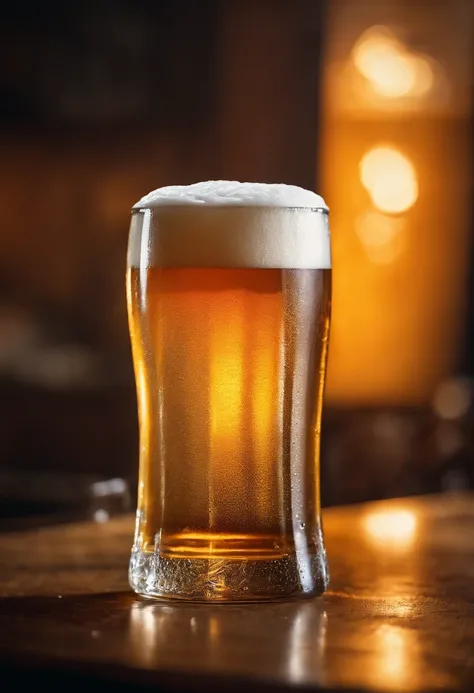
xmin=127 ymin=183 xmax=331 ymax=601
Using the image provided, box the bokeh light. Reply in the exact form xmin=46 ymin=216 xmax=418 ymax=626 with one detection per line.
xmin=364 ymin=509 xmax=417 ymax=548
xmin=353 ymin=27 xmax=434 ymax=99
xmin=360 ymin=146 xmax=419 ymax=213
xmin=353 ymin=29 xmax=415 ymax=98
xmin=433 ymin=378 xmax=471 ymax=420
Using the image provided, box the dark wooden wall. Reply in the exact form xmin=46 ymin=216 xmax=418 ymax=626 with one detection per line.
xmin=0 ymin=0 xmax=326 ymax=478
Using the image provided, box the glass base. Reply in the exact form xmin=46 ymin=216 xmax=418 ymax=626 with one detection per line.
xmin=129 ymin=547 xmax=329 ymax=602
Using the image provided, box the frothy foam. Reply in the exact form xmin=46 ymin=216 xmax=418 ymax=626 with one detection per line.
xmin=128 ymin=206 xmax=331 ymax=269
xmin=134 ymin=180 xmax=327 ymax=210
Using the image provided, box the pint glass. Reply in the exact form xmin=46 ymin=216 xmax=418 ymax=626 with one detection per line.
xmin=127 ymin=181 xmax=331 ymax=601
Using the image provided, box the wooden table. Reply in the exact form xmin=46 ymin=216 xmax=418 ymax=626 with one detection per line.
xmin=1 ymin=494 xmax=473 ymax=692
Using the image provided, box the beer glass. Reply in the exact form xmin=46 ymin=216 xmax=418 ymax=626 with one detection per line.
xmin=127 ymin=181 xmax=331 ymax=601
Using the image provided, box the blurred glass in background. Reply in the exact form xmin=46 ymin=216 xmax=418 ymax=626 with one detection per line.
xmin=319 ymin=0 xmax=474 ymax=505
xmin=321 ymin=0 xmax=473 ymax=405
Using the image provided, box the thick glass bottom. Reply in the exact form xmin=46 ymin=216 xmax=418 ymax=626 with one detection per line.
xmin=129 ymin=533 xmax=329 ymax=602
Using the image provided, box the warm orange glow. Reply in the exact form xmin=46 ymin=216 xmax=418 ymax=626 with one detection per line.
xmin=321 ymin=8 xmax=471 ymax=407
xmin=209 ymin=616 xmax=220 ymax=641
xmin=364 ymin=509 xmax=417 ymax=548
xmin=210 ymin=298 xmax=244 ymax=533
xmin=360 ymin=146 xmax=419 ymax=213
xmin=355 ymin=210 xmax=406 ymax=265
xmin=252 ymin=344 xmax=275 ymax=449
xmin=211 ymin=314 xmax=243 ymax=443
xmin=353 ymin=27 xmax=434 ymax=99
xmin=376 ymin=625 xmax=411 ymax=684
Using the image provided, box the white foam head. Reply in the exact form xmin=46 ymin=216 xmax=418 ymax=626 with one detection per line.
xmin=134 ymin=180 xmax=328 ymax=210
xmin=129 ymin=181 xmax=331 ymax=269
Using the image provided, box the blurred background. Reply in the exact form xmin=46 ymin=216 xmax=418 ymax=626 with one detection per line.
xmin=0 ymin=0 xmax=473 ymax=527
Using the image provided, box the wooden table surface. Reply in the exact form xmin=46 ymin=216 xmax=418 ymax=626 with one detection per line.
xmin=1 ymin=493 xmax=473 ymax=692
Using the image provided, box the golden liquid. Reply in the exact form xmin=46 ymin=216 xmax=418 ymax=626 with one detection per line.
xmin=127 ymin=267 xmax=331 ymax=570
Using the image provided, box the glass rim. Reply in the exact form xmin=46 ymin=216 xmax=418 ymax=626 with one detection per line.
xmin=132 ymin=204 xmax=329 ymax=214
